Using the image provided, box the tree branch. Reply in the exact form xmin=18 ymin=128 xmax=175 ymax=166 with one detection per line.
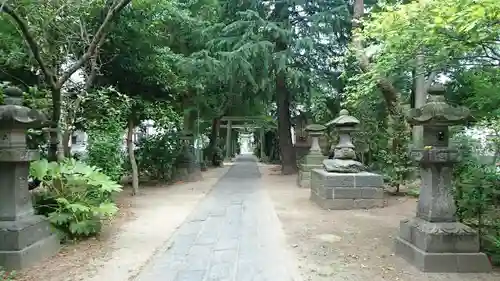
xmin=352 ymin=0 xmax=403 ymax=117
xmin=56 ymin=0 xmax=132 ymax=88
xmin=1 ymin=3 xmax=57 ymax=90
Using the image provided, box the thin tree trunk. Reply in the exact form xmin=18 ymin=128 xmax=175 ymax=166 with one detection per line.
xmin=62 ymin=130 xmax=71 ymax=157
xmin=48 ymin=89 xmax=63 ymax=162
xmin=127 ymin=117 xmax=139 ymax=195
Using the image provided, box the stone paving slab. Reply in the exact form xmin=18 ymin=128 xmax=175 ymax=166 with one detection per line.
xmin=134 ymin=155 xmax=300 ymax=281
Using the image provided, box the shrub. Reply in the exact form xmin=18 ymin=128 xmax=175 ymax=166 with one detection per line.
xmin=453 ymin=134 xmax=500 ymax=265
xmin=133 ymin=132 xmax=182 ymax=181
xmin=203 ymin=145 xmax=223 ymax=167
xmin=86 ymin=128 xmax=125 ymax=182
xmin=0 ymin=268 xmax=14 ymax=281
xmin=30 ymin=159 xmax=122 ymax=240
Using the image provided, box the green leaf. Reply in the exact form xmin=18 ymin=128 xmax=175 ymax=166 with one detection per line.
xmin=95 ymin=202 xmax=119 ymax=216
xmin=55 ymin=197 xmax=70 ymax=205
xmin=48 ymin=212 xmax=72 ymax=224
xmin=67 ymin=203 xmax=90 ymax=213
xmin=30 ymin=159 xmax=49 ymax=179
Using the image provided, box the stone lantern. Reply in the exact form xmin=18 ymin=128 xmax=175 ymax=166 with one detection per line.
xmin=310 ymin=109 xmax=385 ymax=209
xmin=293 ymin=112 xmax=312 ymax=161
xmin=325 ymin=109 xmax=363 ymax=169
xmin=394 ymin=84 xmax=491 ymax=272
xmin=0 ymin=86 xmax=59 ymax=269
xmin=297 ymin=124 xmax=327 ymax=188
xmin=174 ymin=130 xmax=202 ymax=182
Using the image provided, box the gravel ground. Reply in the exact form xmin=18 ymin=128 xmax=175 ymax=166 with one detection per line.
xmin=260 ymin=164 xmax=500 ymax=281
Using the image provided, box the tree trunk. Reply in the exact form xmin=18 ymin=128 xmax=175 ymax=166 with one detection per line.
xmin=127 ymin=117 xmax=139 ymax=195
xmin=62 ymin=130 xmax=72 ymax=157
xmin=276 ymin=71 xmax=297 ymax=174
xmin=209 ymin=117 xmax=220 ymax=149
xmin=47 ymin=87 xmax=64 ymax=162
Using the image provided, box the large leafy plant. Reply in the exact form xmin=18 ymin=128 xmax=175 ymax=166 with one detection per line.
xmin=30 ymin=159 xmax=122 ymax=240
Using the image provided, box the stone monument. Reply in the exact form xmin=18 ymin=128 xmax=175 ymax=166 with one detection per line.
xmin=394 ymin=85 xmax=491 ymax=272
xmin=0 ymin=86 xmax=59 ymax=269
xmin=310 ymin=109 xmax=385 ymax=209
xmin=174 ymin=130 xmax=202 ymax=182
xmin=297 ymin=124 xmax=327 ymax=188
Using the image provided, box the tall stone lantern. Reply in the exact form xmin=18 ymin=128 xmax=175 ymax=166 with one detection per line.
xmin=0 ymin=86 xmax=59 ymax=269
xmin=309 ymin=109 xmax=385 ymax=209
xmin=394 ymin=84 xmax=491 ymax=272
xmin=297 ymin=124 xmax=327 ymax=188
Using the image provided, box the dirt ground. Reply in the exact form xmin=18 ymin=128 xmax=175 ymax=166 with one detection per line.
xmin=260 ymin=164 xmax=500 ymax=281
xmin=13 ymin=166 xmax=229 ymax=281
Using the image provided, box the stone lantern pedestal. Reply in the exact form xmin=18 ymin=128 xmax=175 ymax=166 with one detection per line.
xmin=394 ymin=85 xmax=491 ymax=272
xmin=310 ymin=110 xmax=385 ymax=209
xmin=0 ymin=87 xmax=59 ymax=269
xmin=297 ymin=124 xmax=327 ymax=188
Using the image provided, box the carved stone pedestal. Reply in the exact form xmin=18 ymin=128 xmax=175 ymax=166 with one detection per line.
xmin=310 ymin=169 xmax=385 ymax=209
xmin=395 ymin=218 xmax=490 ymax=272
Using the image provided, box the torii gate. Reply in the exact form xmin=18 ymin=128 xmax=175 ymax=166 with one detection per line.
xmin=220 ymin=116 xmax=274 ymax=161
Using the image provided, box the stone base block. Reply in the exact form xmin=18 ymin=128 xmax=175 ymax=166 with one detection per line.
xmin=395 ymin=237 xmax=491 ymax=272
xmin=394 ymin=217 xmax=491 ymax=272
xmin=310 ymin=192 xmax=385 ymax=210
xmin=0 ymin=216 xmax=60 ymax=270
xmin=310 ymin=169 xmax=386 ymax=210
xmin=0 ymin=234 xmax=59 ymax=270
xmin=297 ymin=164 xmax=323 ymax=188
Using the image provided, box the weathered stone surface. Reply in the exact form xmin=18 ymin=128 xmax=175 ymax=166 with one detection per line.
xmin=398 ymin=218 xmax=480 ymax=253
xmin=297 ymin=164 xmax=323 ymax=188
xmin=0 ymin=216 xmax=54 ymax=251
xmin=310 ymin=169 xmax=385 ymax=210
xmin=312 ymin=169 xmax=384 ymax=188
xmin=310 ymin=192 xmax=385 ymax=210
xmin=395 ymin=88 xmax=490 ymax=273
xmin=0 ymin=233 xmax=59 ymax=269
xmin=322 ymin=158 xmax=366 ymax=173
xmin=302 ymin=153 xmax=325 ymax=166
xmin=0 ymin=86 xmax=59 ymax=270
xmin=394 ymin=237 xmax=491 ymax=273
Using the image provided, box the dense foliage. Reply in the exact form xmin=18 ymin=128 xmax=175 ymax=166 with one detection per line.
xmin=134 ymin=131 xmax=183 ymax=182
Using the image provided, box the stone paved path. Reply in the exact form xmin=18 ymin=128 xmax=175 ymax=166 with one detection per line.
xmin=134 ymin=155 xmax=300 ymax=281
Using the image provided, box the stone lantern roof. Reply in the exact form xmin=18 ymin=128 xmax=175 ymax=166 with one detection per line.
xmin=0 ymin=86 xmax=46 ymax=129
xmin=406 ymin=84 xmax=471 ymax=126
xmin=326 ymin=109 xmax=360 ymax=127
xmin=305 ymin=123 xmax=326 ymax=134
